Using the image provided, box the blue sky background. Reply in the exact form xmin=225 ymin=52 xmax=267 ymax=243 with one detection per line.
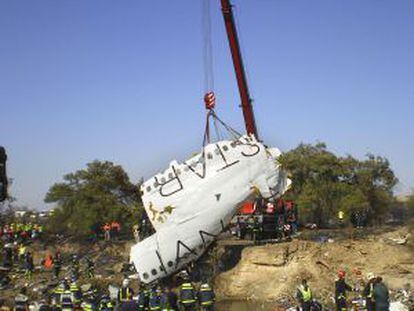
xmin=0 ymin=0 xmax=413 ymax=210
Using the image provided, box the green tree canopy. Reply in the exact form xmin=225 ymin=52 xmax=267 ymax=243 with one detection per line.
xmin=279 ymin=143 xmax=398 ymax=226
xmin=45 ymin=160 xmax=143 ymax=237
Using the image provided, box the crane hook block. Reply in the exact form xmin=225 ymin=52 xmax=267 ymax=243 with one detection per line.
xmin=204 ymin=91 xmax=216 ymax=110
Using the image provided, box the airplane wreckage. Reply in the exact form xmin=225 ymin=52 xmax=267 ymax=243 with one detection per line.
xmin=130 ymin=0 xmax=291 ymax=284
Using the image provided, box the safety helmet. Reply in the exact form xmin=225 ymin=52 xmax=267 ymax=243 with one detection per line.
xmin=338 ymin=270 xmax=346 ymax=278
xmin=122 ymin=279 xmax=130 ymax=287
xmin=366 ymin=272 xmax=375 ymax=280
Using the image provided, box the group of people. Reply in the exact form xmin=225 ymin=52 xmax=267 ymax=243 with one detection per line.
xmin=0 ymin=222 xmax=44 ymax=243
xmin=117 ymin=275 xmax=215 ymax=311
xmin=1 ymin=242 xmax=35 ymax=278
xmin=89 ymin=221 xmax=122 ymax=243
xmin=5 ymin=273 xmax=215 ymax=311
xmin=234 ymin=199 xmax=298 ymax=241
xmin=296 ymin=270 xmax=390 ymax=311
xmin=101 ymin=221 xmax=121 ymax=242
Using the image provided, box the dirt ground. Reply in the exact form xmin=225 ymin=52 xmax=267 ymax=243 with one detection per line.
xmin=214 ymin=224 xmax=414 ymax=307
xmin=2 ymin=225 xmax=413 ymax=309
xmin=1 ymin=238 xmax=134 ymax=305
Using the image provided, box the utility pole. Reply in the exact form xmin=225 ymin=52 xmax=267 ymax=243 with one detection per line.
xmin=220 ymin=0 xmax=259 ymax=139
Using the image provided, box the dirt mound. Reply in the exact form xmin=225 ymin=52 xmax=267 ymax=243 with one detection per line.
xmin=214 ymin=226 xmax=414 ymax=306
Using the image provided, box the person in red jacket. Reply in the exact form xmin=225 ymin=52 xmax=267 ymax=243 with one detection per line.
xmin=111 ymin=221 xmax=121 ymax=239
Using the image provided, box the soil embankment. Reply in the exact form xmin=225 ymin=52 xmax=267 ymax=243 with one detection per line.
xmin=214 ymin=225 xmax=414 ymax=307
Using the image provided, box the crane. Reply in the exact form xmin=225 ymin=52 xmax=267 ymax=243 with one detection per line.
xmin=220 ymin=0 xmax=259 ymax=140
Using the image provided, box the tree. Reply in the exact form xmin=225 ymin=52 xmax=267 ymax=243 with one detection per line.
xmin=405 ymin=192 xmax=414 ymax=219
xmin=45 ymin=160 xmax=143 ymax=237
xmin=279 ymin=143 xmax=397 ymax=226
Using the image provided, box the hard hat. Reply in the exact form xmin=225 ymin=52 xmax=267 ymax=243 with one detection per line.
xmin=338 ymin=270 xmax=346 ymax=278
xmin=367 ymin=272 xmax=375 ymax=280
xmin=122 ymin=279 xmax=130 ymax=287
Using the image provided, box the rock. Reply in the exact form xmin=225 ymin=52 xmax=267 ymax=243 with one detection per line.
xmin=80 ymin=283 xmax=91 ymax=292
xmin=390 ymin=301 xmax=409 ymax=311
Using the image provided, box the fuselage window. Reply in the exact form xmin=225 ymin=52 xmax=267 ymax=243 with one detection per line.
xmin=151 ymin=269 xmax=157 ymax=276
xmin=143 ymin=273 xmax=149 ymax=280
xmin=167 ymin=261 xmax=173 ymax=267
xmin=146 ymin=186 xmax=151 ymax=192
xmin=207 ymin=153 xmax=213 ymax=160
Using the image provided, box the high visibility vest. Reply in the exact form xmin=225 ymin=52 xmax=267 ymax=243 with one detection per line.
xmin=60 ymin=290 xmax=74 ymax=309
xmin=367 ymin=283 xmax=374 ymax=299
xmin=138 ymin=291 xmax=149 ymax=310
xmin=149 ymin=293 xmax=161 ymax=310
xmin=119 ymin=288 xmax=132 ymax=302
xmin=54 ymin=286 xmax=64 ymax=304
xmin=19 ymin=246 xmax=26 ymax=256
xmin=180 ymin=283 xmax=196 ymax=304
xmin=338 ymin=211 xmax=344 ymax=220
xmin=44 ymin=256 xmax=53 ymax=268
xmin=199 ymin=284 xmax=214 ymax=306
xmin=70 ymin=283 xmax=81 ymax=303
xmin=298 ymin=285 xmax=312 ymax=302
xmin=82 ymin=302 xmax=94 ymax=311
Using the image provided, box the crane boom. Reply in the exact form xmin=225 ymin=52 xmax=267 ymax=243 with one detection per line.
xmin=220 ymin=0 xmax=258 ymax=139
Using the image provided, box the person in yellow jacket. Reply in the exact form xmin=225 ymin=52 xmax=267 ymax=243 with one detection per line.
xmin=296 ymin=279 xmax=312 ymax=311
xmin=18 ymin=244 xmax=26 ymax=262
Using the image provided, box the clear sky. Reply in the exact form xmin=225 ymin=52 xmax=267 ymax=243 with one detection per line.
xmin=1 ymin=0 xmax=413 ymax=210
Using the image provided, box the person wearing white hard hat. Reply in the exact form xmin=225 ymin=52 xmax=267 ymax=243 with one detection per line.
xmin=118 ymin=279 xmax=134 ymax=306
xmin=363 ymin=272 xmax=376 ymax=311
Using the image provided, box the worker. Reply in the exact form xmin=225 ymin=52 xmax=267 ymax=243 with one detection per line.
xmin=338 ymin=210 xmax=345 ymax=226
xmin=70 ymin=254 xmax=80 ymax=281
xmin=363 ymin=272 xmax=376 ymax=311
xmin=373 ymin=277 xmax=390 ymax=311
xmin=296 ymin=279 xmax=312 ymax=311
xmin=53 ymin=252 xmax=62 ymax=279
xmin=148 ymin=286 xmax=162 ymax=311
xmin=110 ymin=221 xmax=121 ymax=239
xmin=335 ymin=270 xmax=353 ymax=311
xmin=198 ymin=282 xmax=215 ymax=311
xmin=14 ymin=288 xmax=29 ymax=311
xmin=103 ymin=223 xmax=111 ymax=241
xmin=38 ymin=299 xmax=51 ymax=311
xmin=44 ymin=254 xmax=53 ymax=270
xmin=70 ymin=278 xmax=82 ymax=307
xmin=133 ymin=224 xmax=140 ymax=243
xmin=178 ymin=277 xmax=197 ymax=311
xmin=2 ymin=246 xmax=13 ymax=268
xmin=98 ymin=295 xmax=113 ymax=311
xmin=24 ymin=251 xmax=34 ymax=280
xmin=85 ymin=256 xmax=95 ymax=278
xmin=60 ymin=281 xmax=74 ymax=311
xmin=81 ymin=297 xmax=97 ymax=311
xmin=18 ymin=244 xmax=26 ymax=262
xmin=118 ymin=279 xmax=134 ymax=305
xmin=252 ymin=216 xmax=261 ymax=241
xmin=137 ymin=285 xmax=150 ymax=311
xmin=160 ymin=286 xmax=178 ymax=311
xmin=52 ymin=280 xmax=66 ymax=308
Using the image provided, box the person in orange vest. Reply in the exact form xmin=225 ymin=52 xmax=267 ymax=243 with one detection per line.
xmin=44 ymin=254 xmax=53 ymax=270
xmin=102 ymin=223 xmax=111 ymax=241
